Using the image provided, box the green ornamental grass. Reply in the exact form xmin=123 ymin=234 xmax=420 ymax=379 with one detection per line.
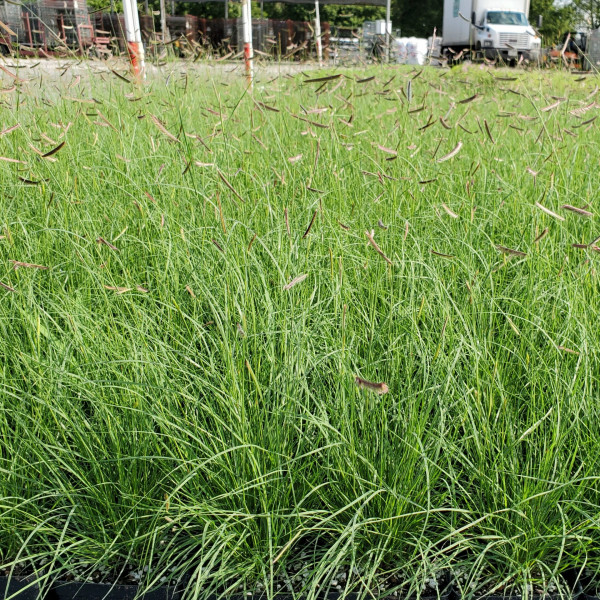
xmin=0 ymin=61 xmax=599 ymax=598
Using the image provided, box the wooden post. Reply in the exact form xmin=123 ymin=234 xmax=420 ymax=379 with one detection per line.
xmin=159 ymin=0 xmax=170 ymax=44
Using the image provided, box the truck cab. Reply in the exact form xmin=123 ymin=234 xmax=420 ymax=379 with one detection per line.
xmin=473 ymin=9 xmax=540 ymax=61
xmin=442 ymin=0 xmax=541 ymax=63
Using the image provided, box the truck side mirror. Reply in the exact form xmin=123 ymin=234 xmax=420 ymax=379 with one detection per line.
xmin=471 ymin=11 xmax=476 ymax=24
xmin=537 ymin=15 xmax=543 ymax=28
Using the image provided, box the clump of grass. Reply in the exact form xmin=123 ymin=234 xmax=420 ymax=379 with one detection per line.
xmin=0 ymin=61 xmax=599 ymax=598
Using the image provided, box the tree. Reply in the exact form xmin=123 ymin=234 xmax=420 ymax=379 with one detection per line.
xmin=570 ymin=0 xmax=600 ymax=29
xmin=257 ymin=2 xmax=384 ymax=31
xmin=389 ymin=0 xmax=441 ymax=37
xmin=148 ymin=1 xmax=382 ymax=28
xmin=530 ymin=0 xmax=576 ymax=44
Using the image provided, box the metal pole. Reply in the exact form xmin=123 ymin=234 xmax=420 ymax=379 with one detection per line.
xmin=314 ymin=0 xmax=322 ymax=65
xmin=224 ymin=0 xmax=228 ymax=19
xmin=385 ymin=0 xmax=391 ymax=62
xmin=242 ymin=0 xmax=253 ymax=85
xmin=122 ymin=0 xmax=145 ymax=78
xmin=171 ymin=0 xmax=175 ymax=14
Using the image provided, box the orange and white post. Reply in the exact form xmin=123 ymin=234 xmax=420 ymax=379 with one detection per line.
xmin=123 ymin=0 xmax=145 ymax=80
xmin=241 ymin=0 xmax=254 ymax=86
xmin=314 ymin=0 xmax=322 ymax=66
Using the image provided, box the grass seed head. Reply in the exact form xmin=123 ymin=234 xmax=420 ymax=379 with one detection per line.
xmin=354 ymin=377 xmax=389 ymax=395
xmin=562 ymin=205 xmax=593 ymax=217
xmin=97 ymin=237 xmax=118 ymax=251
xmin=534 ymin=228 xmax=549 ymax=244
xmin=535 ymin=202 xmax=564 ymax=221
xmin=496 ymin=245 xmax=527 ymax=257
xmin=437 ymin=142 xmax=463 ymax=163
xmin=283 ymin=274 xmax=308 ymax=291
xmin=442 ymin=204 xmax=459 ymax=219
xmin=11 ymin=261 xmax=48 ymax=270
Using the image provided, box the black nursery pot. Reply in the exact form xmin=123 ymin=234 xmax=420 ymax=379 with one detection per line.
xmin=47 ymin=581 xmax=179 ymax=600
xmin=0 ymin=575 xmax=40 ymax=600
xmin=473 ymin=596 xmax=557 ymax=600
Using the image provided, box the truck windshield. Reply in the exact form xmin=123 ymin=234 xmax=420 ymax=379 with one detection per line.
xmin=486 ymin=11 xmax=528 ymax=25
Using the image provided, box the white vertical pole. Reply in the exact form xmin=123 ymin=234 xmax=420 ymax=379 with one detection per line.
xmin=242 ymin=0 xmax=254 ymax=85
xmin=385 ymin=0 xmax=391 ymax=62
xmin=314 ymin=0 xmax=322 ymax=65
xmin=122 ymin=0 xmax=145 ymax=78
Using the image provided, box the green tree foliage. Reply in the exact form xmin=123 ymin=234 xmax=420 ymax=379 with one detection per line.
xmin=182 ymin=1 xmax=237 ymax=18
xmin=105 ymin=0 xmax=382 ymax=27
xmin=391 ymin=0 xmax=441 ymax=37
xmin=530 ymin=0 xmax=576 ymax=44
xmin=100 ymin=0 xmax=381 ymax=28
xmin=570 ymin=0 xmax=600 ymax=29
xmin=260 ymin=3 xmax=384 ymax=30
xmin=86 ymin=0 xmax=121 ymax=12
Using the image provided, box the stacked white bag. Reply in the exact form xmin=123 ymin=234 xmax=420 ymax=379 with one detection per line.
xmin=394 ymin=37 xmax=428 ymax=65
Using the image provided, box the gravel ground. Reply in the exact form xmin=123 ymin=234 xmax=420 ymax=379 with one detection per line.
xmin=0 ymin=55 xmax=336 ymax=86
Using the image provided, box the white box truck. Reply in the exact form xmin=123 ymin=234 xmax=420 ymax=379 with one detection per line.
xmin=442 ymin=0 xmax=541 ymax=62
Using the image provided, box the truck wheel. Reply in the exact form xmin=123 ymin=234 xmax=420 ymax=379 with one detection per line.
xmin=0 ymin=44 xmax=10 ymax=56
